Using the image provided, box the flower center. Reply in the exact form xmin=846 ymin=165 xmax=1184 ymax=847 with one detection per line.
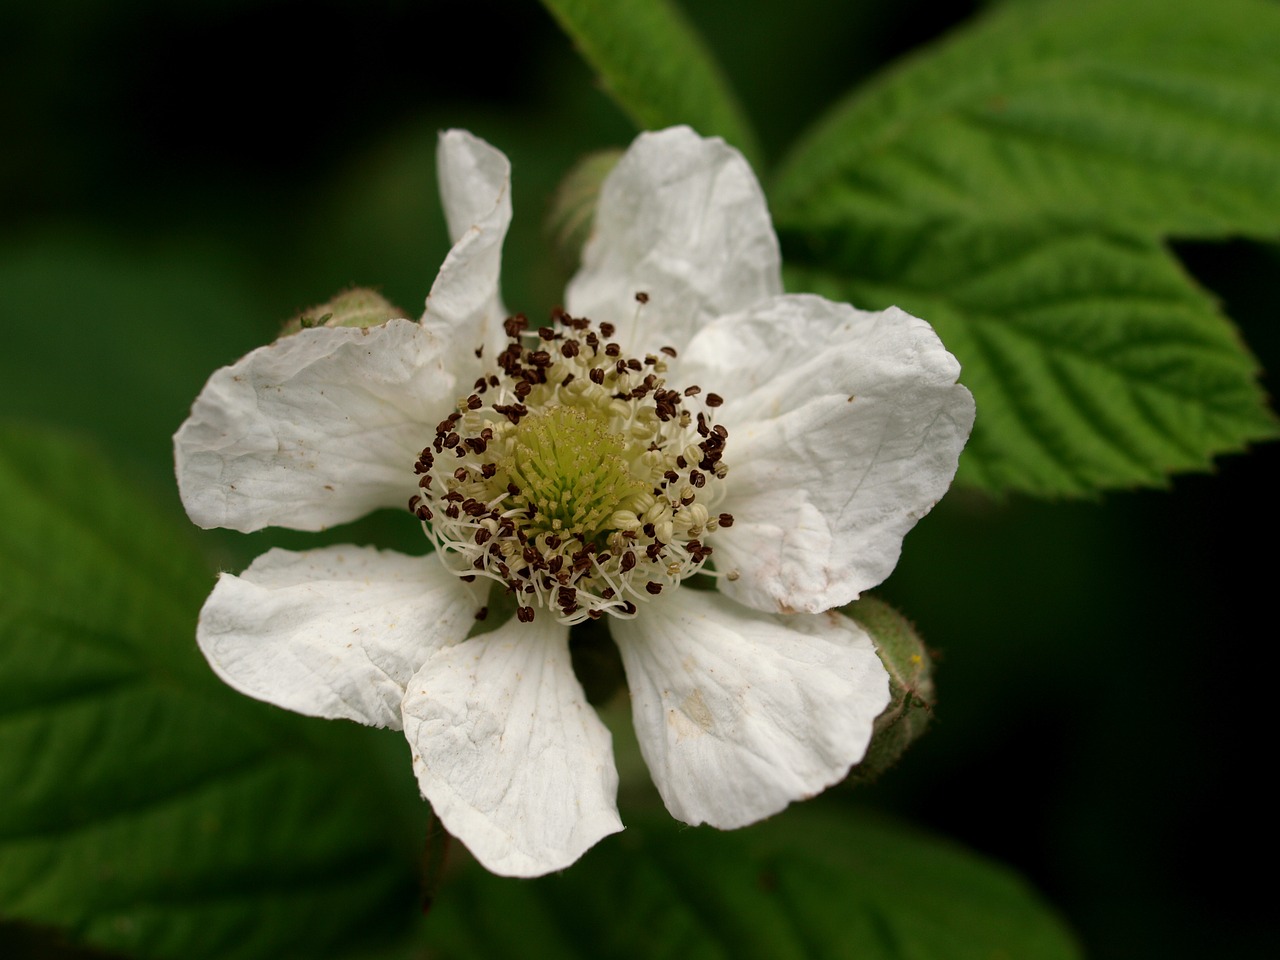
xmin=409 ymin=310 xmax=734 ymax=625
xmin=505 ymin=404 xmax=648 ymax=542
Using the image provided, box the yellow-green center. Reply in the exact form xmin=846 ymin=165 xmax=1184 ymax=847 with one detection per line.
xmin=408 ymin=310 xmax=733 ymax=625
xmin=505 ymin=405 xmax=648 ymax=543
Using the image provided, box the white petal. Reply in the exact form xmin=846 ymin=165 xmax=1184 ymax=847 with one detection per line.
xmin=421 ymin=129 xmax=513 ymax=378
xmin=197 ymin=546 xmax=483 ymax=729
xmin=174 ymin=319 xmax=452 ymax=533
xmin=565 ymin=126 xmax=782 ymax=358
xmin=402 ymin=615 xmax=623 ymax=877
xmin=683 ymin=295 xmax=975 ymax=613
xmin=613 ymin=589 xmax=890 ymax=829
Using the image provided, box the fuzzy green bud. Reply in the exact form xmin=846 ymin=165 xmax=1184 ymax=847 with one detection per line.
xmin=845 ymin=594 xmax=936 ymax=784
xmin=282 ymin=288 xmax=407 ymax=336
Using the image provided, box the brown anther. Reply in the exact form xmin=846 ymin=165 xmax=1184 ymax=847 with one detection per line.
xmin=604 ymin=343 xmax=621 ymax=358
xmin=689 ymin=470 xmax=705 ymax=488
xmin=600 ymin=321 xmax=617 ymax=336
xmin=538 ymin=326 xmax=556 ymax=340
xmin=683 ymin=385 xmax=701 ymax=396
xmin=589 ymin=367 xmax=605 ymax=385
xmin=474 ymin=528 xmax=492 ymax=545
xmin=480 ymin=463 xmax=497 ymax=479
xmin=620 ymin=550 xmax=637 ymax=572
xmin=454 ymin=467 xmax=468 ymax=481
xmin=718 ymin=512 xmax=735 ymax=527
xmin=660 ymin=345 xmax=678 ymax=357
xmin=475 ymin=606 xmax=489 ymax=621
xmin=705 ymin=393 xmax=723 ymax=407
xmin=466 ymin=394 xmax=483 ymax=410
xmin=516 ymin=606 xmax=536 ymax=623
xmin=634 ymin=292 xmax=649 ymax=304
xmin=560 ymin=340 xmax=580 ymax=358
xmin=645 ymin=582 xmax=663 ymax=595
xmin=474 ymin=345 xmax=484 ymax=358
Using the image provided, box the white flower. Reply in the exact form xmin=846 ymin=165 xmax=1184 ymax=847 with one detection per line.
xmin=175 ymin=127 xmax=975 ymax=878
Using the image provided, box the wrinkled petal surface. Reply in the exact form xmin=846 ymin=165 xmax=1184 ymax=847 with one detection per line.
xmin=198 ymin=546 xmax=483 ymax=729
xmin=613 ymin=589 xmax=889 ymax=829
xmin=681 ymin=295 xmax=975 ymax=613
xmin=175 ymin=319 xmax=452 ymax=533
xmin=402 ymin=615 xmax=623 ymax=877
xmin=422 ymin=129 xmax=513 ymax=380
xmin=566 ymin=126 xmax=781 ymax=358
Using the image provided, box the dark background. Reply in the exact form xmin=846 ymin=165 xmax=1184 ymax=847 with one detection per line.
xmin=2 ymin=0 xmax=1276 ymax=956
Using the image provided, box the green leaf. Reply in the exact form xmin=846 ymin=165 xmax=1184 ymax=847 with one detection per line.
xmin=0 ymin=423 xmax=424 ymax=960
xmin=785 ymin=223 xmax=1277 ymax=497
xmin=538 ymin=0 xmax=763 ymax=167
xmin=768 ymin=0 xmax=1280 ymax=497
xmin=772 ymin=0 xmax=1280 ymax=238
xmin=422 ymin=806 xmax=1081 ymax=959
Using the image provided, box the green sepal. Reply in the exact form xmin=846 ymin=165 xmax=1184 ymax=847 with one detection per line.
xmin=546 ymin=149 xmax=623 ymax=272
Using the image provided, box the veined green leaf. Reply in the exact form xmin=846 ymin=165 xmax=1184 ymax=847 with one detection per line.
xmin=538 ymin=0 xmax=762 ymax=166
xmin=772 ymin=0 xmax=1280 ymax=239
xmin=785 ymin=223 xmax=1277 ymax=497
xmin=422 ymin=806 xmax=1082 ymax=960
xmin=0 ymin=424 xmax=423 ymax=960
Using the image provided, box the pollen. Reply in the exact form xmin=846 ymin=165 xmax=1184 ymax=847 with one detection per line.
xmin=411 ymin=310 xmax=733 ymax=624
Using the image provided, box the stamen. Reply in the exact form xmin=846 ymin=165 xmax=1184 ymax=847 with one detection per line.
xmin=411 ymin=310 xmax=731 ymax=625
